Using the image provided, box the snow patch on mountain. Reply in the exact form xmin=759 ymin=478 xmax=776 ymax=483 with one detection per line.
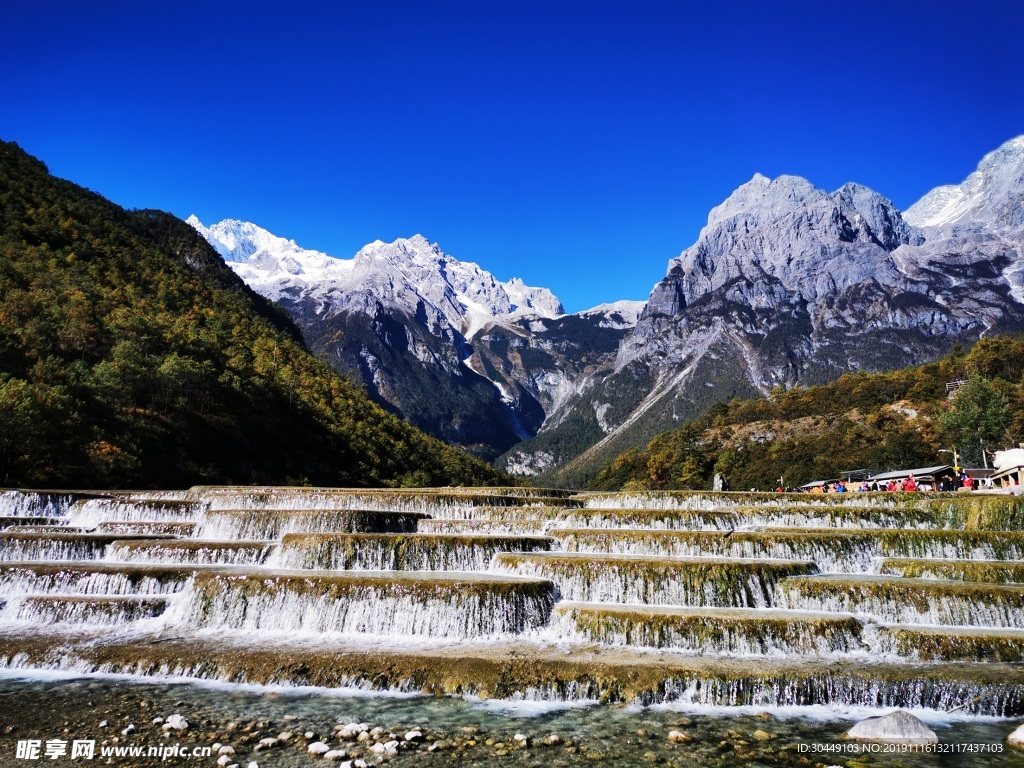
xmin=188 ymin=219 xmax=564 ymax=337
xmin=578 ymin=300 xmax=646 ymax=328
xmin=904 ymin=135 xmax=1024 ymax=235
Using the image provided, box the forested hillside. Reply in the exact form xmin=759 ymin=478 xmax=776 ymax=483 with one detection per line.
xmin=0 ymin=141 xmax=507 ymax=488
xmin=592 ymin=336 xmax=1024 ymax=491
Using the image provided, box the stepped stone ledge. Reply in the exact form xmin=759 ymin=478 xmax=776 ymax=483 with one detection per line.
xmin=3 ymin=485 xmax=1024 ymax=712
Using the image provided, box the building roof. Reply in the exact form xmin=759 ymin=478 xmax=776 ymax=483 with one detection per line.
xmin=991 ymin=463 xmax=1024 ymax=481
xmin=867 ymin=465 xmax=952 ymax=482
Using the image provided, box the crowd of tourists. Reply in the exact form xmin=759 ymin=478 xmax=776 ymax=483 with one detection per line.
xmin=775 ymin=472 xmax=976 ymax=494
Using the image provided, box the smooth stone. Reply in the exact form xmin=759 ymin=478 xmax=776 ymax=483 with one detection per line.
xmin=846 ymin=711 xmax=937 ymax=744
xmin=752 ymin=730 xmax=775 ymax=741
xmin=404 ymin=730 xmax=423 ymax=742
xmin=1007 ymin=723 xmax=1024 ymax=747
xmin=218 ymin=746 xmax=236 ymax=756
xmin=216 ymin=757 xmax=231 ymax=767
xmin=163 ymin=714 xmax=189 ymax=732
xmin=257 ymin=737 xmax=278 ymax=748
xmin=247 ymin=764 xmax=259 ymax=768
xmin=308 ymin=742 xmax=331 ymax=755
xmin=121 ymin=725 xmax=135 ymax=736
xmin=667 ymin=731 xmax=692 ymax=743
xmin=324 ymin=750 xmax=348 ymax=761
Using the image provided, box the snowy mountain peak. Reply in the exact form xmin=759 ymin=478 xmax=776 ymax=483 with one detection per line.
xmin=188 ymin=218 xmax=564 ymax=337
xmin=903 ymin=135 xmax=1024 ymax=233
xmin=577 ymin=300 xmax=646 ymax=328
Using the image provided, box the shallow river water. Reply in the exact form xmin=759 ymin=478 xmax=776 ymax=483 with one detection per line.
xmin=1 ymin=674 xmax=1023 ymax=768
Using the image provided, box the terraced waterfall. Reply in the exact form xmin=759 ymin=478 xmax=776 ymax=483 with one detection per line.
xmin=3 ymin=486 xmax=1024 ymax=717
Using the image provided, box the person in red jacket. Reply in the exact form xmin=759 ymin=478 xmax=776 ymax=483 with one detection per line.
xmin=902 ymin=473 xmax=918 ymax=492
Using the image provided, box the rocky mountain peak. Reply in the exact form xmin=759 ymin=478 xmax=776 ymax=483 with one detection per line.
xmin=652 ymin=173 xmax=912 ymax=321
xmin=904 ymin=135 xmax=1024 ymax=235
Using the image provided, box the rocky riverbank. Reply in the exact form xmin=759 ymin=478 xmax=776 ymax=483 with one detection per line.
xmin=3 ymin=676 xmax=1024 ymax=768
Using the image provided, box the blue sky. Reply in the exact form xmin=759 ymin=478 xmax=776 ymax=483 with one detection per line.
xmin=3 ymin=1 xmax=1023 ymax=312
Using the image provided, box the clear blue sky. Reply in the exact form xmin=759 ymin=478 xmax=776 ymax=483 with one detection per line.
xmin=3 ymin=1 xmax=1022 ymax=312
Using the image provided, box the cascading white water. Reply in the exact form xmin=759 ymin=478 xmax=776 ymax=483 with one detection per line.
xmin=548 ymin=510 xmax=740 ymax=531
xmin=184 ymin=571 xmax=556 ymax=639
xmin=3 ymin=595 xmax=170 ymax=627
xmin=0 ymin=564 xmax=194 ymax=597
xmin=492 ymin=553 xmax=817 ymax=607
xmin=0 ymin=534 xmax=112 ymax=561
xmin=106 ymin=540 xmax=276 ymax=566
xmin=66 ymin=499 xmax=204 ymax=528
xmin=274 ymin=534 xmax=553 ymax=571
xmin=774 ymin=576 xmax=1024 ymax=628
xmin=546 ymin=603 xmax=866 ymax=656
xmin=551 ymin=530 xmax=881 ymax=573
xmin=0 ymin=491 xmax=79 ymax=518
xmin=5 ymin=484 xmax=1024 ymax=715
xmin=416 ymin=519 xmax=548 ymax=535
xmin=197 ymin=509 xmax=424 ymax=540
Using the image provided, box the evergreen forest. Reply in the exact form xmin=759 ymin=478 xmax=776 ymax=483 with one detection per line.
xmin=0 ymin=141 xmax=507 ymax=489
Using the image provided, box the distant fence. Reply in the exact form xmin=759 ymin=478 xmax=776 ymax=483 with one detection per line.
xmin=946 ymin=379 xmax=970 ymax=397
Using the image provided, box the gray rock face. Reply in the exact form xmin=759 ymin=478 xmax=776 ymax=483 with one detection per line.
xmin=191 ymin=137 xmax=1024 ymax=480
xmin=187 ymin=220 xmax=635 ymax=460
xmin=504 ymin=137 xmax=1024 ymax=484
xmin=846 ymin=710 xmax=938 ymax=744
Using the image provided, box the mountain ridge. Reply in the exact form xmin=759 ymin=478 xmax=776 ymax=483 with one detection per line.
xmin=504 ymin=135 xmax=1024 ymax=485
xmin=190 ymin=136 xmax=1024 ymax=484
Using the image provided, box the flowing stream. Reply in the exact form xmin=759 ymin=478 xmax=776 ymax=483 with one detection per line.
xmin=3 ymin=486 xmax=1024 ymax=765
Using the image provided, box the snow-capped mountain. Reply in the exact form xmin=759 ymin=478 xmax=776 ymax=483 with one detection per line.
xmin=503 ymin=136 xmax=1024 ymax=483
xmin=188 ymin=217 xmax=633 ymax=459
xmin=191 ymin=136 xmax=1024 ymax=483
xmin=187 ymin=219 xmax=563 ymax=334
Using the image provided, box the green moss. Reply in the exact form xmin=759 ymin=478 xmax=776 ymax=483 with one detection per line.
xmin=922 ymin=497 xmax=1024 ymax=531
xmin=879 ymin=530 xmax=1024 ymax=560
xmin=883 ymin=626 xmax=1024 ymax=663
xmin=494 ymin=553 xmax=816 ymax=607
xmin=780 ymin=574 xmax=1024 ymax=626
xmin=879 ymin=558 xmax=1024 ymax=584
xmin=5 ymin=632 xmax=1024 ymax=715
xmin=556 ymin=603 xmax=863 ymax=654
xmin=552 ymin=528 xmax=879 ymax=561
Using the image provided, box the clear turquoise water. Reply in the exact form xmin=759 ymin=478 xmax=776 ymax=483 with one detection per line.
xmin=1 ymin=675 xmax=1023 ymax=768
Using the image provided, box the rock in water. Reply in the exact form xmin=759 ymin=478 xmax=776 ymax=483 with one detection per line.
xmin=162 ymin=714 xmax=188 ymax=732
xmin=846 ymin=711 xmax=937 ymax=744
xmin=1007 ymin=723 xmax=1024 ymax=747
